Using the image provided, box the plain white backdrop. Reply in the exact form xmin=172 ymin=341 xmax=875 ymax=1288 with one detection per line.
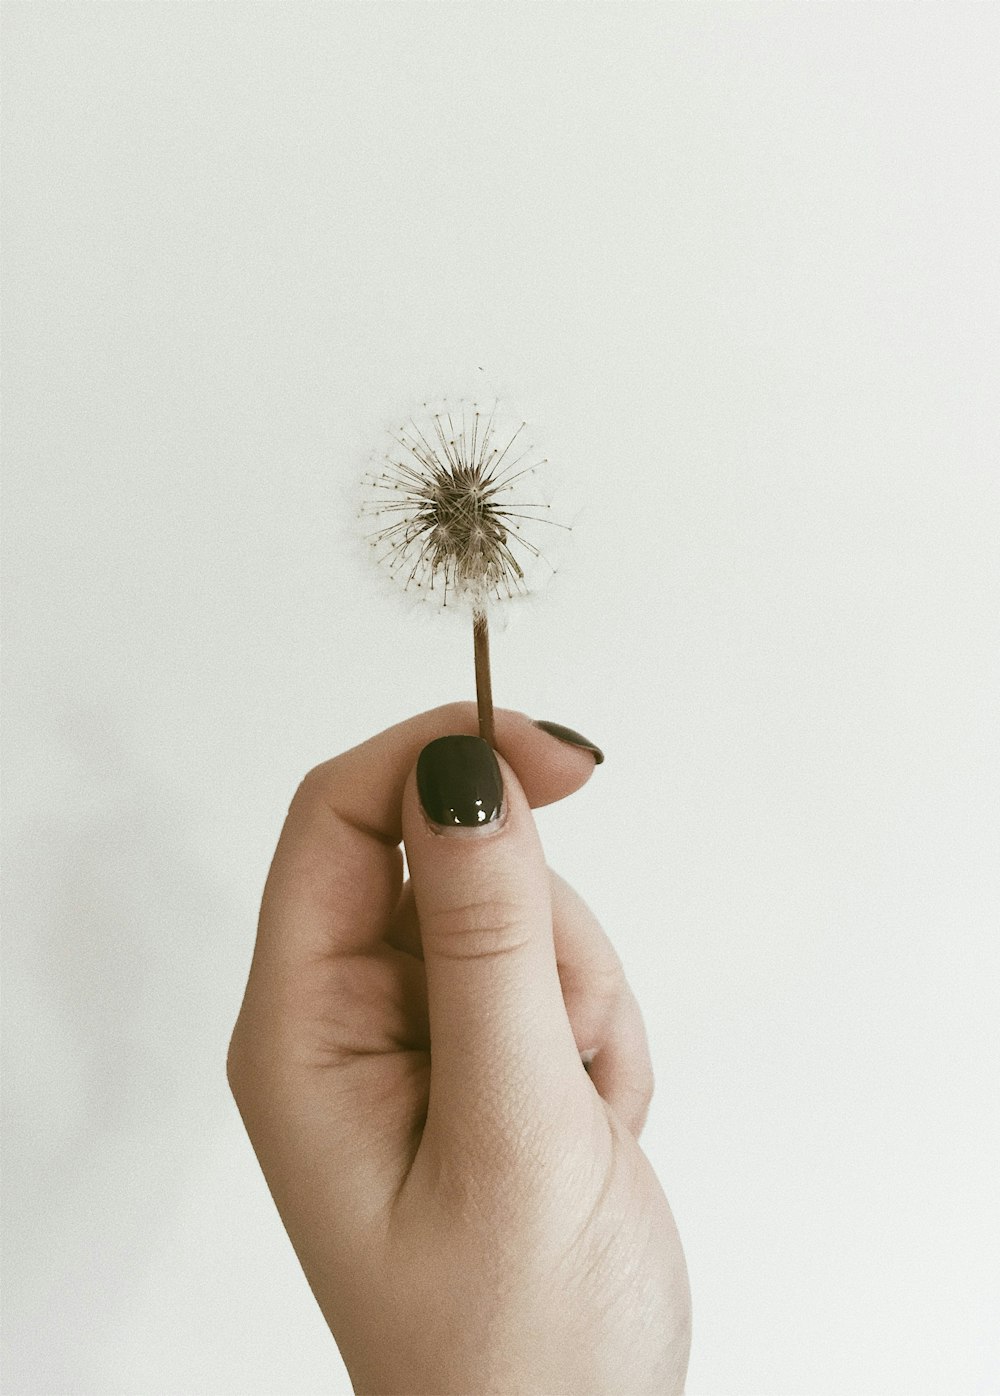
xmin=3 ymin=4 xmax=998 ymax=1394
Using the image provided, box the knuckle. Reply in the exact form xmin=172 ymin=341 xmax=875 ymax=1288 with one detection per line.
xmin=623 ymin=1062 xmax=655 ymax=1135
xmin=636 ymin=1066 xmax=655 ymax=1110
xmin=425 ymin=894 xmax=532 ymax=962
xmin=225 ymin=1006 xmax=282 ymax=1102
xmin=288 ymin=760 xmax=336 ymax=815
xmin=590 ymin=958 xmax=628 ymax=1002
xmin=560 ymin=941 xmax=627 ymax=1004
xmin=225 ymin=1022 xmax=252 ymax=1101
xmin=631 ymin=1085 xmax=654 ymax=1136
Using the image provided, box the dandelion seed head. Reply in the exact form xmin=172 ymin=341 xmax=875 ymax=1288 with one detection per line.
xmin=359 ymin=399 xmax=570 ymax=615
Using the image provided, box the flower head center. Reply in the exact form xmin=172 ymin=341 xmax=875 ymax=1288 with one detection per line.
xmin=423 ymin=465 xmax=508 ymax=583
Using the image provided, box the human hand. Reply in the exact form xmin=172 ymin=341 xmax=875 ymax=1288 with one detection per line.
xmin=227 ymin=704 xmax=691 ymax=1395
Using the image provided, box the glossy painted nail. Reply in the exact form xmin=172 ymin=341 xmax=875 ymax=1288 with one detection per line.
xmin=416 ymin=735 xmax=504 ymax=830
xmin=533 ymin=720 xmax=605 ymax=765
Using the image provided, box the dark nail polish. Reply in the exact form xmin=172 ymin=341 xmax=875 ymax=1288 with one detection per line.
xmin=533 ymin=720 xmax=605 ymax=765
xmin=417 ymin=735 xmax=504 ymax=828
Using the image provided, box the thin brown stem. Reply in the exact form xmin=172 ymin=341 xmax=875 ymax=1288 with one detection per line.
xmin=473 ymin=610 xmax=495 ymax=747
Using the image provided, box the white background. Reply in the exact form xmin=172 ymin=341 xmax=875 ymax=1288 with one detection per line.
xmin=3 ymin=4 xmax=998 ymax=1394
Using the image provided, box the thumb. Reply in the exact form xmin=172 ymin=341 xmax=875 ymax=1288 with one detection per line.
xmin=402 ymin=734 xmax=583 ymax=1129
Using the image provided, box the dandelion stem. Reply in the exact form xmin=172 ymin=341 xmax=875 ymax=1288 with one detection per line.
xmin=473 ymin=609 xmax=495 ymax=747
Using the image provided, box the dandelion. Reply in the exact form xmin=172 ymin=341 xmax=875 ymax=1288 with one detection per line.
xmin=360 ymin=400 xmax=569 ymax=746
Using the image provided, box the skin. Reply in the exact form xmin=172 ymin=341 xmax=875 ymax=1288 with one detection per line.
xmin=227 ymin=702 xmax=692 ymax=1395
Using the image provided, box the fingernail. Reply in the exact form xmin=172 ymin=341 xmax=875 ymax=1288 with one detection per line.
xmin=533 ymin=720 xmax=605 ymax=765
xmin=417 ymin=735 xmax=504 ymax=830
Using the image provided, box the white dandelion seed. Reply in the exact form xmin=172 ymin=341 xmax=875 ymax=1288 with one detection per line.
xmin=359 ymin=399 xmax=571 ymax=745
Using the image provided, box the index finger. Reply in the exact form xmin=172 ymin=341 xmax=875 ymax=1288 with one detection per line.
xmin=253 ymin=702 xmax=600 ymax=971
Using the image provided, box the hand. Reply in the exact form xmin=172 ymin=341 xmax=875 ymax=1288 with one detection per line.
xmin=227 ymin=704 xmax=691 ymax=1395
